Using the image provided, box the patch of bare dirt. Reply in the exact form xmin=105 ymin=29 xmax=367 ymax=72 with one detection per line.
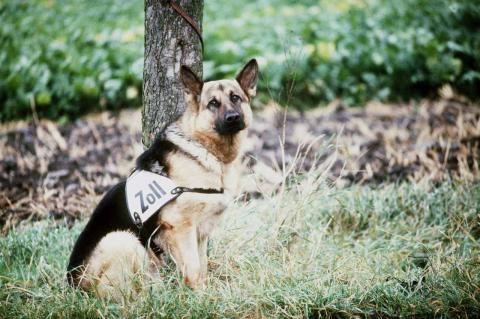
xmin=0 ymin=110 xmax=142 ymax=233
xmin=247 ymin=98 xmax=480 ymax=188
xmin=1 ymin=99 xmax=479 ymax=233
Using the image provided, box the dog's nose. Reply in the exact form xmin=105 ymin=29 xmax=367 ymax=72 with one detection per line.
xmin=216 ymin=110 xmax=245 ymax=134
xmin=225 ymin=111 xmax=241 ymax=123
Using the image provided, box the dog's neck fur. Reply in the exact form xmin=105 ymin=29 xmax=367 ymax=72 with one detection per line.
xmin=164 ymin=123 xmax=224 ymax=175
xmin=191 ymin=130 xmax=244 ymax=164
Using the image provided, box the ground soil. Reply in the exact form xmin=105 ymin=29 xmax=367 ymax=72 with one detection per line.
xmin=1 ymin=98 xmax=479 ymax=233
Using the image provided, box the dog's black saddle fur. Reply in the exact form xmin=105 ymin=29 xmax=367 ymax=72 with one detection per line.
xmin=66 ymin=135 xmax=176 ymax=285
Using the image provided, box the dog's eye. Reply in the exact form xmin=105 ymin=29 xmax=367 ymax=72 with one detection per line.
xmin=230 ymin=94 xmax=241 ymax=103
xmin=208 ymin=99 xmax=220 ymax=109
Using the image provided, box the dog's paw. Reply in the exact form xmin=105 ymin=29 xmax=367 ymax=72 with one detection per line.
xmin=185 ymin=276 xmax=207 ymax=290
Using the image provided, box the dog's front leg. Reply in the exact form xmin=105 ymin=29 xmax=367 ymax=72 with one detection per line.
xmin=164 ymin=224 xmax=203 ymax=289
xmin=197 ymin=232 xmax=209 ymax=286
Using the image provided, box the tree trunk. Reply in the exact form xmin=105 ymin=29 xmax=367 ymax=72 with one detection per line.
xmin=142 ymin=0 xmax=203 ymax=147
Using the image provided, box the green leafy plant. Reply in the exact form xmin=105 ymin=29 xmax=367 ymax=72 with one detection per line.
xmin=1 ymin=0 xmax=479 ymax=121
xmin=204 ymin=0 xmax=480 ymax=108
xmin=0 ymin=0 xmax=143 ymax=121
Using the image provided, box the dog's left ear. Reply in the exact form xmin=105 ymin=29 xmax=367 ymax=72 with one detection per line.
xmin=180 ymin=66 xmax=203 ymax=97
xmin=236 ymin=59 xmax=259 ymax=98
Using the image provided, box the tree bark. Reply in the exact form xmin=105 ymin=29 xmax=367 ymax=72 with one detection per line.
xmin=142 ymin=0 xmax=203 ymax=147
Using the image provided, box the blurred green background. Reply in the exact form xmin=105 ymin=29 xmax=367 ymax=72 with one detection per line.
xmin=1 ymin=0 xmax=479 ymax=122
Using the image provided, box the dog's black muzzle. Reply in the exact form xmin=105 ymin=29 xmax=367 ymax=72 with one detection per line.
xmin=215 ymin=110 xmax=245 ymax=135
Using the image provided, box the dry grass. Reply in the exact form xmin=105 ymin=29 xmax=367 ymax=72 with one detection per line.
xmin=1 ymin=98 xmax=480 ymax=233
xmin=1 ymin=177 xmax=479 ymax=318
xmin=247 ymin=97 xmax=480 ymax=187
xmin=0 ymin=110 xmax=142 ymax=233
xmin=1 ymin=101 xmax=479 ymax=317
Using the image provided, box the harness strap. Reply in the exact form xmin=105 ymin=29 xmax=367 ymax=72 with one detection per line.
xmin=129 ymin=169 xmax=223 ymax=195
xmin=171 ymin=186 xmax=224 ymax=195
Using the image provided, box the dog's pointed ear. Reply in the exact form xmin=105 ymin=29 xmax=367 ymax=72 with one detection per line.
xmin=236 ymin=59 xmax=259 ymax=98
xmin=180 ymin=65 xmax=203 ymax=96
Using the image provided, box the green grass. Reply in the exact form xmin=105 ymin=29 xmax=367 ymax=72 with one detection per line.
xmin=1 ymin=180 xmax=479 ymax=318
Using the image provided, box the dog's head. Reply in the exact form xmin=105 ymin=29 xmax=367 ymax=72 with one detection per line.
xmin=180 ymin=59 xmax=259 ymax=137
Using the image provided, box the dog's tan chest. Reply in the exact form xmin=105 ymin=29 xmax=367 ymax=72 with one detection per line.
xmin=167 ymin=152 xmax=223 ymax=189
xmin=155 ymin=151 xmax=231 ymax=228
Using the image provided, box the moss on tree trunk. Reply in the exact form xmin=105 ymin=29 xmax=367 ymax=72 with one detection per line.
xmin=142 ymin=0 xmax=203 ymax=147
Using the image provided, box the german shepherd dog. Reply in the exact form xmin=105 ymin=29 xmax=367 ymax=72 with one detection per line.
xmin=67 ymin=59 xmax=258 ymax=296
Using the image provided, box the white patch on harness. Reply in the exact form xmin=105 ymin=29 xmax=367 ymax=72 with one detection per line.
xmin=126 ymin=170 xmax=180 ymax=227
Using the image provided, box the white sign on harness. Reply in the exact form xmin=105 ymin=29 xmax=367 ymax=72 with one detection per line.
xmin=125 ymin=170 xmax=180 ymax=227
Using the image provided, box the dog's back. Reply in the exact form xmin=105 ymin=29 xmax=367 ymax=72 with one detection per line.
xmin=66 ymin=135 xmax=175 ymax=286
xmin=66 ymin=182 xmax=130 ymax=285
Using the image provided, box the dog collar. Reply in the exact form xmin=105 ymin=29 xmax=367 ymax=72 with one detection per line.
xmin=125 ymin=170 xmax=223 ymax=228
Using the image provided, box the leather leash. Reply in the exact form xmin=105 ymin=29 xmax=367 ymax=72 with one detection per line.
xmin=167 ymin=0 xmax=204 ymax=52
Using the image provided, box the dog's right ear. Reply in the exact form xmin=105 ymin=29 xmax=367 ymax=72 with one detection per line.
xmin=180 ymin=66 xmax=203 ymax=97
